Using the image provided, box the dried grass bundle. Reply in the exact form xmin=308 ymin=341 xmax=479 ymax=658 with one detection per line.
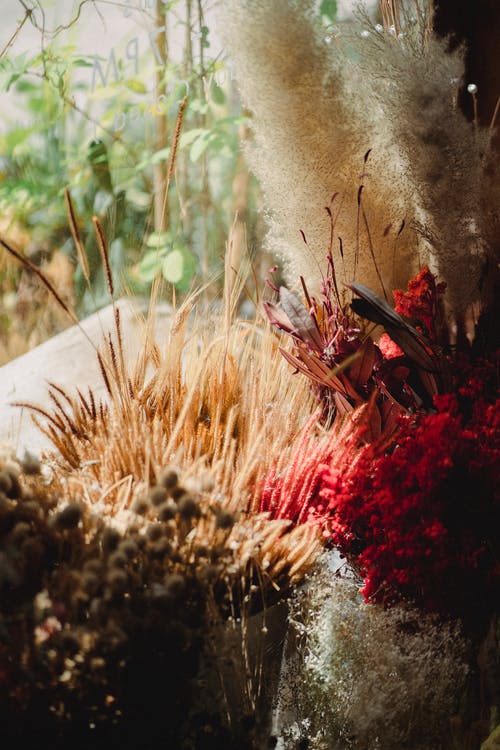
xmin=10 ymin=258 xmax=322 ymax=604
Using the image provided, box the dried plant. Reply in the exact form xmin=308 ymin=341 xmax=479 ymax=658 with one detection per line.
xmin=264 ymin=259 xmax=452 ymax=437
xmin=0 ymin=419 xmax=319 ymax=747
xmin=219 ymin=0 xmax=499 ymax=333
xmin=0 ymin=204 xmax=327 ymax=746
xmin=279 ymin=565 xmax=470 ymax=750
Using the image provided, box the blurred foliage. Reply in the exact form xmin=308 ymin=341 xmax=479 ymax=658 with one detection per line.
xmin=0 ymin=0 xmax=258 ymax=317
xmin=0 ymin=0 xmax=337 ymax=351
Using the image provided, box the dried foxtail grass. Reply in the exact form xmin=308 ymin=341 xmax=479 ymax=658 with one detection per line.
xmin=220 ymin=0 xmax=499 ymax=331
xmin=14 ymin=233 xmax=321 ymax=593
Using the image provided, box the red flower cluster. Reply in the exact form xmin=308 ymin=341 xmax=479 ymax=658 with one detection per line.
xmin=392 ymin=265 xmax=446 ymax=341
xmin=320 ymin=384 xmax=499 ymax=620
xmin=262 ymin=265 xmax=499 ymax=623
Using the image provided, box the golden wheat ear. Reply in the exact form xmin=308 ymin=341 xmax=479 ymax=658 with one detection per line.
xmin=0 ymin=237 xmax=78 ymax=325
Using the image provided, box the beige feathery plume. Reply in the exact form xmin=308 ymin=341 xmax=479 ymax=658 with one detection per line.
xmin=218 ymin=0 xmax=419 ymax=300
xmin=219 ymin=0 xmax=498 ymax=329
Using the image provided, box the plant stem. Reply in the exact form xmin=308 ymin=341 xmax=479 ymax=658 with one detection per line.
xmin=153 ymin=0 xmax=169 ymax=234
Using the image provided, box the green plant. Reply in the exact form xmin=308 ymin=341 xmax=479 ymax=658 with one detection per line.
xmin=0 ymin=1 xmax=259 ymax=316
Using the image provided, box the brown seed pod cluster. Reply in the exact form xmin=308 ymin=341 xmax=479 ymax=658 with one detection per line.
xmin=0 ymin=452 xmax=318 ymax=749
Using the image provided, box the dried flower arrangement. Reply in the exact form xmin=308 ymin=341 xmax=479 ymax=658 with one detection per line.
xmin=0 ymin=207 xmax=323 ymax=748
xmin=279 ymin=567 xmax=470 ymax=750
xmin=219 ymin=0 xmax=500 ymax=333
xmin=1 ymin=1 xmax=499 ymax=748
xmin=256 ymin=261 xmax=497 ymax=749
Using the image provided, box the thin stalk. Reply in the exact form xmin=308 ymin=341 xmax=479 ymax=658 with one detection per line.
xmin=153 ymin=0 xmax=169 ymax=234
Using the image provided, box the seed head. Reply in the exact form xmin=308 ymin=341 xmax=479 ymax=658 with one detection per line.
xmin=21 ymin=451 xmax=40 ymax=475
xmin=165 ymin=573 xmax=185 ymax=598
xmin=158 ymin=468 xmax=178 ymax=491
xmin=177 ymin=494 xmax=200 ymax=521
xmin=150 ymin=537 xmax=172 ymax=558
xmin=82 ymin=571 xmax=100 ymax=594
xmin=216 ymin=509 xmax=235 ymax=530
xmin=131 ymin=496 xmax=149 ymax=515
xmin=149 ymin=486 xmax=168 ymax=507
xmin=11 ymin=522 xmax=31 ymax=543
xmin=106 ymin=569 xmax=128 ymax=594
xmin=53 ymin=504 xmax=82 ymax=530
xmin=108 ymin=551 xmax=127 ymax=569
xmin=158 ymin=500 xmax=177 ymax=522
xmin=102 ymin=528 xmax=121 ymax=554
xmin=146 ymin=523 xmax=163 ymax=542
xmin=118 ymin=539 xmax=138 ymax=559
xmin=0 ymin=471 xmax=13 ymax=494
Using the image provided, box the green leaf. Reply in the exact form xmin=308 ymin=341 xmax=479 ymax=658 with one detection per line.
xmin=211 ymin=82 xmax=225 ymax=105
xmin=162 ymin=247 xmax=196 ymax=290
xmin=14 ymin=79 xmax=38 ymax=93
xmin=5 ymin=72 xmax=22 ymax=92
xmin=179 ymin=128 xmax=207 ymax=149
xmin=162 ymin=249 xmax=184 ymax=284
xmin=189 ymin=130 xmax=214 ymax=162
xmin=151 ymin=146 xmax=171 ymax=165
xmin=320 ymin=0 xmax=337 ymax=21
xmin=93 ymin=190 xmax=114 ymax=216
xmin=72 ymin=57 xmax=94 ymax=68
xmin=139 ymin=249 xmax=165 ymax=282
xmin=125 ymin=79 xmax=148 ymax=94
xmin=126 ymin=187 xmax=151 ymax=209
xmin=146 ymin=231 xmax=170 ymax=249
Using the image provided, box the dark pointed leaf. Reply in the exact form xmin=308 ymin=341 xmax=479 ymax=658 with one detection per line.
xmin=279 ymin=286 xmax=324 ymax=352
xmin=278 ymin=347 xmax=324 ymax=384
xmin=334 ymin=391 xmax=353 ymax=415
xmin=348 ymin=282 xmax=436 ymax=372
xmin=418 ymin=368 xmax=438 ymax=398
xmin=384 ymin=325 xmax=436 ymax=372
xmin=298 ymin=349 xmax=346 ymax=392
xmin=349 ymin=337 xmax=376 ymax=388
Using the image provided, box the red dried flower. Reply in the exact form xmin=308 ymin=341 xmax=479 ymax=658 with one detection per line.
xmin=321 ymin=384 xmax=500 ymax=622
xmin=393 ymin=265 xmax=446 ymax=341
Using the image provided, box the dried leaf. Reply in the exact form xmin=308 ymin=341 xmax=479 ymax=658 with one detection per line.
xmin=349 ymin=283 xmax=436 ymax=372
xmin=263 ymin=301 xmax=294 ymax=333
xmin=349 ymin=337 xmax=376 ymax=388
xmin=279 ymin=286 xmax=324 ymax=352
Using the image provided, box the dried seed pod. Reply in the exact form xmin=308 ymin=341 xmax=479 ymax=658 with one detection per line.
xmin=165 ymin=573 xmax=185 ymax=598
xmin=53 ymin=504 xmax=82 ymax=530
xmin=108 ymin=551 xmax=127 ymax=569
xmin=21 ymin=451 xmax=40 ymax=476
xmin=150 ymin=537 xmax=172 ymax=558
xmin=178 ymin=494 xmax=200 ymax=521
xmin=83 ymin=559 xmax=102 ymax=575
xmin=106 ymin=569 xmax=128 ymax=594
xmin=149 ymin=486 xmax=168 ymax=507
xmin=131 ymin=496 xmax=149 ymax=515
xmin=158 ymin=468 xmax=178 ymax=492
xmin=81 ymin=571 xmax=100 ymax=595
xmin=3 ymin=464 xmax=21 ymax=498
xmin=10 ymin=522 xmax=31 ymax=544
xmin=216 ymin=509 xmax=235 ymax=530
xmin=171 ymin=486 xmax=187 ymax=501
xmin=102 ymin=528 xmax=121 ymax=554
xmin=146 ymin=524 xmax=163 ymax=542
xmin=118 ymin=539 xmax=138 ymax=560
xmin=0 ymin=471 xmax=13 ymax=495
xmin=157 ymin=500 xmax=177 ymax=522
xmin=199 ymin=563 xmax=220 ymax=585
